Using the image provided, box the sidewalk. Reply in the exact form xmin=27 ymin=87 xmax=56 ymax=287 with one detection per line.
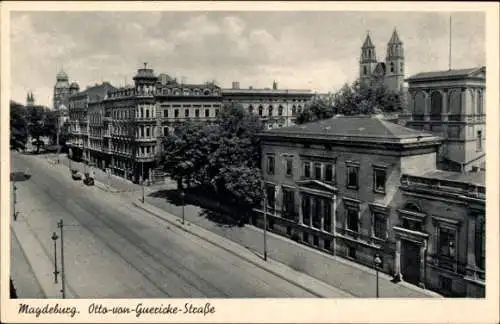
xmin=139 ymin=192 xmax=442 ymax=298
xmin=131 ymin=198 xmax=353 ymax=298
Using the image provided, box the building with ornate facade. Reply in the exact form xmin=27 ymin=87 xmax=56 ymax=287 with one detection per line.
xmin=256 ymin=115 xmax=485 ymax=297
xmin=359 ymin=29 xmax=405 ymax=94
xmin=404 ymin=67 xmax=486 ymax=172
xmin=67 ymin=82 xmax=116 ymax=161
xmin=222 ymin=81 xmax=314 ymax=129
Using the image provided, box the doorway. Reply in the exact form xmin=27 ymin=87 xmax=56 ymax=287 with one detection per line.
xmin=401 ymin=240 xmax=421 ymax=285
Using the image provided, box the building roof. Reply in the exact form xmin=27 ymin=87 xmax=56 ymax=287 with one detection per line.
xmin=388 ymin=29 xmax=402 ymax=44
xmin=261 ymin=115 xmax=440 ymax=144
xmin=410 ymin=169 xmax=485 ymax=187
xmin=71 ymin=82 xmax=116 ymax=102
xmin=362 ymin=33 xmax=375 ymax=48
xmin=222 ymin=88 xmax=313 ymax=96
xmin=56 ymin=70 xmax=68 ymax=81
xmin=406 ymin=66 xmax=486 ymax=82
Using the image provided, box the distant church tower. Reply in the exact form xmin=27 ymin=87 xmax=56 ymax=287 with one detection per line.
xmin=359 ymin=29 xmax=405 ymax=93
xmin=26 ymin=91 xmax=35 ymax=107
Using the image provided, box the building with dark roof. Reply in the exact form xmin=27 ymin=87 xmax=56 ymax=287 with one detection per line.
xmin=221 ymin=81 xmax=315 ymax=129
xmin=255 ymin=115 xmax=484 ymax=297
xmin=404 ymin=66 xmax=486 ymax=173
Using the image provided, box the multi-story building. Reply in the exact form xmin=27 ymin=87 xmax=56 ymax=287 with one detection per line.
xmin=68 ymin=82 xmax=115 ymax=161
xmin=222 ymin=81 xmax=314 ymax=129
xmin=256 ymin=115 xmax=486 ymax=297
xmin=404 ymin=67 xmax=486 ymax=172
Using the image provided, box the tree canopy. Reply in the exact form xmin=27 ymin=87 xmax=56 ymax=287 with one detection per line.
xmin=157 ymin=103 xmax=265 ymax=221
xmin=296 ymin=80 xmax=405 ymax=124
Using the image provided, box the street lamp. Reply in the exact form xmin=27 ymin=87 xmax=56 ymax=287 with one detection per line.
xmin=180 ymin=190 xmax=185 ymax=225
xmin=57 ymin=219 xmax=66 ymax=299
xmin=141 ymin=162 xmax=145 ymax=204
xmin=262 ymin=182 xmax=268 ymax=261
xmin=51 ymin=232 xmax=59 ymax=283
xmin=12 ymin=183 xmax=17 ymax=221
xmin=374 ymin=254 xmax=382 ymax=298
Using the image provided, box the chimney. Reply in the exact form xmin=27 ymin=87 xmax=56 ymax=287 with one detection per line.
xmin=273 ymin=81 xmax=278 ymax=90
xmin=232 ymin=81 xmax=240 ymax=89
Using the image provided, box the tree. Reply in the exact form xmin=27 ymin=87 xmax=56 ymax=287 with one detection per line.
xmin=296 ymin=80 xmax=404 ymax=124
xmin=27 ymin=105 xmax=46 ymax=153
xmin=10 ymin=101 xmax=28 ymax=151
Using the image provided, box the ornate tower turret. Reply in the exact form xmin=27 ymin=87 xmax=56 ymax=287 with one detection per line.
xmin=26 ymin=92 xmax=35 ymax=107
xmin=385 ymin=28 xmax=405 ymax=93
xmin=360 ymin=32 xmax=378 ymax=88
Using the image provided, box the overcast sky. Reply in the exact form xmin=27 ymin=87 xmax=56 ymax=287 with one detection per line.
xmin=10 ymin=10 xmax=485 ymax=107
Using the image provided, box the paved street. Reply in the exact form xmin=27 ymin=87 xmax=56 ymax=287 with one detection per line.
xmin=141 ymin=185 xmax=441 ymax=298
xmin=10 ymin=151 xmax=341 ymax=298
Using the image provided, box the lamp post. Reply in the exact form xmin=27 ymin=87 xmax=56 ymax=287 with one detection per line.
xmin=180 ymin=190 xmax=185 ymax=225
xmin=12 ymin=183 xmax=17 ymax=221
xmin=374 ymin=254 xmax=382 ymax=298
xmin=141 ymin=162 xmax=145 ymax=204
xmin=51 ymin=232 xmax=59 ymax=283
xmin=57 ymin=219 xmax=66 ymax=299
xmin=262 ymin=182 xmax=268 ymax=261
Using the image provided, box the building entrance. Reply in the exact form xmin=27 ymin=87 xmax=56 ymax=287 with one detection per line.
xmin=401 ymin=240 xmax=421 ymax=285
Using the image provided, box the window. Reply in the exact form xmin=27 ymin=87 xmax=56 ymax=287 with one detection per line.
xmin=373 ymin=168 xmax=386 ymax=193
xmin=215 ymin=109 xmax=219 ymax=116
xmin=140 ymin=127 xmax=144 ymax=137
xmin=475 ymin=217 xmax=485 ymax=270
xmin=163 ymin=127 xmax=168 ymax=136
xmin=346 ymin=164 xmax=359 ymax=189
xmin=146 ymin=127 xmax=150 ymax=137
xmin=400 ymin=62 xmax=404 ymax=73
xmin=302 ymin=195 xmax=311 ymax=226
xmin=258 ymin=106 xmax=263 ymax=116
xmin=348 ymin=246 xmax=356 ymax=259
xmin=282 ymin=189 xmax=295 ymax=220
xmin=285 ymin=158 xmax=293 ymax=177
xmin=145 ymin=110 xmax=150 ymax=118
xmin=205 ymin=109 xmax=210 ymax=117
xmin=278 ymin=106 xmax=283 ymax=116
xmin=184 ymin=109 xmax=189 ymax=118
xmin=439 ymin=227 xmax=456 ymax=260
xmin=323 ymin=199 xmax=332 ymax=232
xmin=174 ymin=109 xmax=179 ymax=118
xmin=440 ymin=276 xmax=452 ymax=294
xmin=303 ymin=161 xmax=311 ymax=178
xmin=363 ymin=66 xmax=367 ymax=75
xmin=325 ymin=163 xmax=335 ymax=183
xmin=314 ymin=163 xmax=322 ymax=180
xmin=312 ymin=197 xmax=321 ymax=229
xmin=346 ymin=207 xmax=359 ymax=232
xmin=477 ymin=130 xmax=482 ymax=151
xmin=430 ymin=91 xmax=443 ymax=120
xmin=373 ymin=212 xmax=387 ymax=239
xmin=268 ymin=106 xmax=273 ymax=116
xmin=390 ymin=62 xmax=395 ymax=73
xmin=163 ymin=109 xmax=168 ymax=118
xmin=267 ymin=155 xmax=275 ymax=175
xmin=266 ymin=185 xmax=275 ymax=210
xmin=195 ymin=109 xmax=200 ymax=118
xmin=292 ymin=106 xmax=296 ymax=116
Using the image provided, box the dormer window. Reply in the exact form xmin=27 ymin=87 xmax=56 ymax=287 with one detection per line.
xmin=203 ymin=89 xmax=211 ymax=96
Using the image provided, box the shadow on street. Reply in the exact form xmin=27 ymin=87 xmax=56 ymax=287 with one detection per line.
xmin=10 ymin=171 xmax=31 ymax=182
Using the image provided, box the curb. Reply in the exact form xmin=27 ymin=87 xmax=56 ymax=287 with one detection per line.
xmin=132 ymin=200 xmax=348 ymax=298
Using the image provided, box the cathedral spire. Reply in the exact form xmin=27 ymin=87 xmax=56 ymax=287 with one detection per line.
xmin=362 ymin=31 xmax=375 ymax=48
xmin=360 ymin=31 xmax=377 ymax=63
xmin=388 ymin=28 xmax=402 ymax=44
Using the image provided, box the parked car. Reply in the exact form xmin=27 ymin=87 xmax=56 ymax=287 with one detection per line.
xmin=83 ymin=172 xmax=95 ymax=186
xmin=71 ymin=169 xmax=82 ymax=180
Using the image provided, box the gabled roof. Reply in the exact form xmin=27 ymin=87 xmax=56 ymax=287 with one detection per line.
xmin=362 ymin=34 xmax=375 ymax=48
xmin=71 ymin=82 xmax=117 ymax=101
xmin=261 ymin=115 xmax=440 ymax=144
xmin=388 ymin=29 xmax=402 ymax=44
xmin=406 ymin=66 xmax=486 ymax=82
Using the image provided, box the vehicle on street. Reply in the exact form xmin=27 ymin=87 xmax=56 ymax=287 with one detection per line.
xmin=71 ymin=169 xmax=82 ymax=180
xmin=83 ymin=172 xmax=95 ymax=186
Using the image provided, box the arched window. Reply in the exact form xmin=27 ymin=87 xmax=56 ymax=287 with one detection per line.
xmin=448 ymin=90 xmax=462 ymax=119
xmin=292 ymin=105 xmax=297 ymax=116
xmin=258 ymin=106 xmax=263 ymax=116
xmin=400 ymin=62 xmax=404 ymax=73
xmin=268 ymin=105 xmax=273 ymax=116
xmin=203 ymin=89 xmax=211 ymax=96
xmin=278 ymin=105 xmax=284 ymax=116
xmin=390 ymin=62 xmax=395 ymax=73
xmin=477 ymin=91 xmax=484 ymax=115
xmin=430 ymin=91 xmax=443 ymax=120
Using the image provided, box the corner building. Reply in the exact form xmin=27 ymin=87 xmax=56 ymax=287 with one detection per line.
xmin=257 ymin=115 xmax=485 ymax=297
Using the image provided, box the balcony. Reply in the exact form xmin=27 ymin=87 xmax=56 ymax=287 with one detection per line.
xmin=135 ymin=137 xmax=157 ymax=143
xmin=135 ymin=117 xmax=157 ymax=122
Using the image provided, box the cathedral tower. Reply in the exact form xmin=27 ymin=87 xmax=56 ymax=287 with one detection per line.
xmin=26 ymin=92 xmax=35 ymax=107
xmin=359 ymin=33 xmax=378 ymax=88
xmin=384 ymin=29 xmax=405 ymax=93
